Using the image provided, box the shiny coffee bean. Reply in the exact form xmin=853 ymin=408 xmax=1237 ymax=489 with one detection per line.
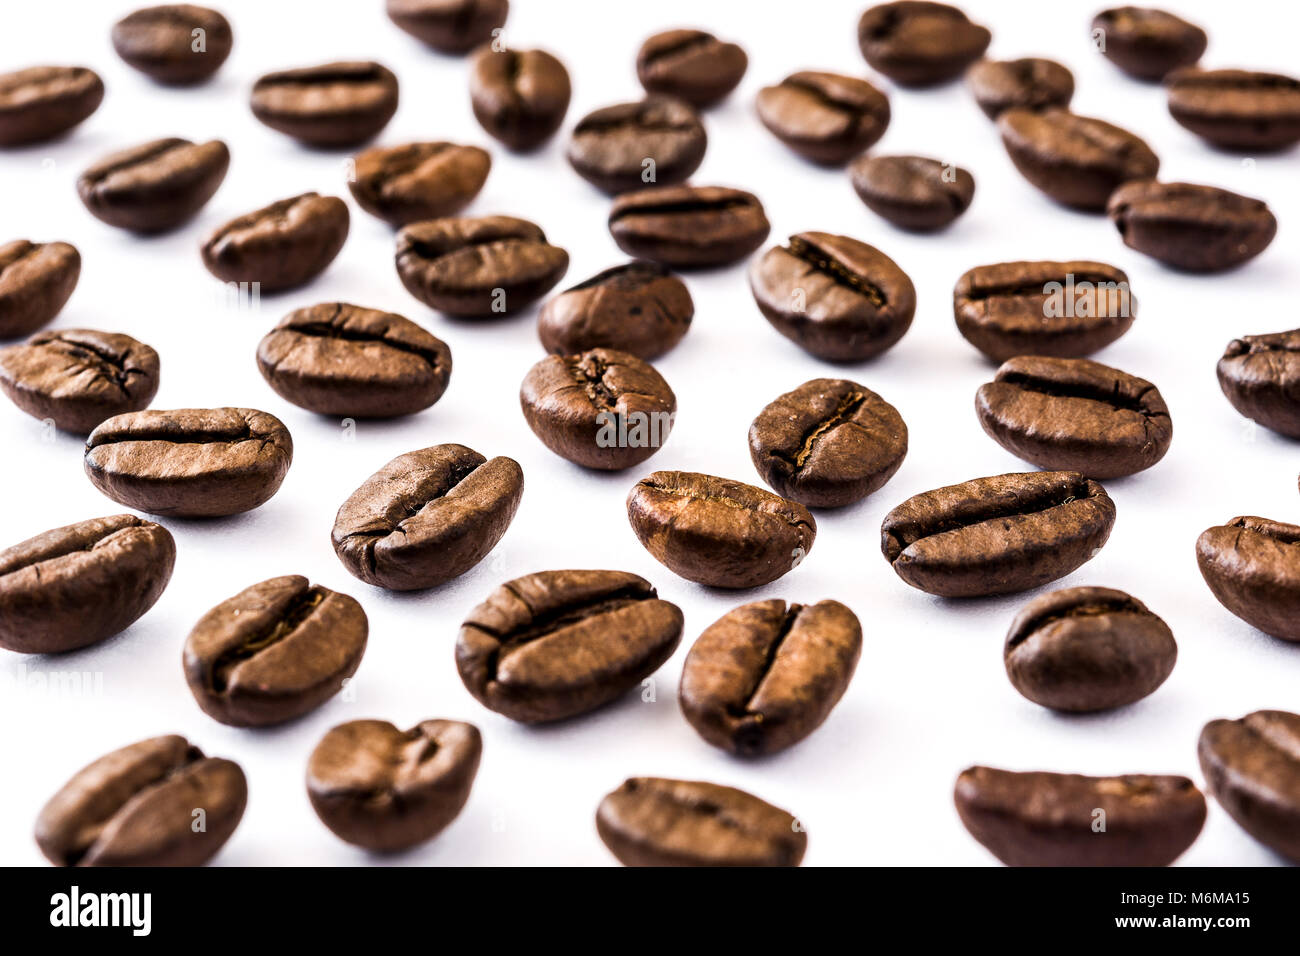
xmin=636 ymin=30 xmax=747 ymax=108
xmin=755 ymin=71 xmax=890 ymax=166
xmin=1108 ymin=181 xmax=1276 ymax=273
xmin=469 ymin=47 xmax=570 ymax=150
xmin=386 ymin=0 xmax=508 ymax=53
xmin=0 ymin=240 xmax=80 ymax=339
xmin=77 ymin=138 xmax=229 ymax=233
xmin=609 ymin=185 xmax=769 ymax=269
xmin=849 ymin=155 xmax=975 ymax=231
xmin=1166 ymin=69 xmax=1300 ymax=151
xmin=567 ymin=97 xmax=706 ymax=195
xmin=112 ymin=5 xmax=233 ymax=84
xmin=348 ymin=142 xmax=490 ymax=227
xmin=0 ymin=66 xmax=103 ymax=146
xmin=966 ymin=57 xmax=1074 ymax=119
xmin=1197 ymin=516 xmax=1300 ymax=642
xmin=1092 ymin=7 xmax=1206 ymax=80
xmin=1199 ymin=710 xmax=1300 ymax=862
xmin=251 ymin=61 xmax=398 ymax=147
xmin=201 ymin=193 xmax=349 ymax=292
xmin=1217 ymin=331 xmax=1300 ymax=438
xmin=857 ymin=2 xmax=990 ymax=87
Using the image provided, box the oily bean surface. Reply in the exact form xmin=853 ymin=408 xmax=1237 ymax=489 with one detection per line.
xmin=112 ymin=5 xmax=233 ymax=84
xmin=1092 ymin=7 xmax=1206 ymax=80
xmin=470 ymin=47 xmax=570 ymax=150
xmin=1196 ymin=516 xmax=1300 ymax=642
xmin=1166 ymin=69 xmax=1300 ymax=151
xmin=201 ymin=193 xmax=349 ymax=292
xmin=386 ymin=0 xmax=508 ymax=53
xmin=755 ymin=71 xmax=890 ymax=166
xmin=849 ymin=155 xmax=975 ymax=231
xmin=1107 ymin=181 xmax=1276 ymax=273
xmin=609 ymin=185 xmax=769 ymax=269
xmin=0 ymin=240 xmax=81 ymax=339
xmin=1198 ymin=710 xmax=1300 ymax=862
xmin=567 ymin=96 xmax=706 ymax=195
xmin=857 ymin=2 xmax=990 ymax=86
xmin=967 ymin=57 xmax=1073 ymax=119
xmin=1217 ymin=330 xmax=1300 ymax=438
xmin=348 ymin=142 xmax=490 ymax=227
xmin=0 ymin=66 xmax=103 ymax=146
xmin=635 ymin=30 xmax=747 ymax=108
xmin=250 ymin=61 xmax=398 ymax=147
xmin=78 ymin=137 xmax=229 ymax=233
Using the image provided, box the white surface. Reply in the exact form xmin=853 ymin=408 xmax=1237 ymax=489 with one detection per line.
xmin=1 ymin=0 xmax=1298 ymax=867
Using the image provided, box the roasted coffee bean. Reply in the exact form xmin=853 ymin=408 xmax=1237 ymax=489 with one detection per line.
xmin=0 ymin=240 xmax=80 ymax=339
xmin=755 ymin=71 xmax=890 ymax=166
xmin=308 ymin=719 xmax=481 ymax=851
xmin=626 ymin=471 xmax=816 ymax=589
xmin=77 ymin=138 xmax=229 ymax=233
xmin=1217 ymin=331 xmax=1300 ymax=438
xmin=257 ymin=302 xmax=451 ymax=418
xmin=955 ymin=766 xmax=1205 ymax=866
xmin=201 ymin=193 xmax=349 ymax=292
xmin=567 ymin=97 xmax=707 ymax=195
xmin=597 ymin=777 xmax=806 ymax=867
xmin=1199 ymin=710 xmax=1300 ymax=862
xmin=332 ymin=443 xmax=522 ymax=591
xmin=609 ymin=185 xmax=770 ymax=269
xmin=0 ymin=66 xmax=103 ymax=146
xmin=1197 ymin=516 xmax=1300 ymax=642
xmin=998 ymin=108 xmax=1158 ymax=210
xmin=395 ymin=215 xmax=568 ymax=317
xmin=519 ymin=348 xmax=675 ymax=470
xmin=84 ymin=407 xmax=293 ymax=517
xmin=881 ymin=471 xmax=1115 ymax=597
xmin=469 ymin=47 xmax=570 ymax=150
xmin=636 ymin=30 xmax=747 ymax=108
xmin=857 ymin=2 xmax=990 ymax=87
xmin=0 ymin=515 xmax=174 ymax=654
xmin=348 ymin=142 xmax=490 ymax=227
xmin=680 ymin=599 xmax=861 ymax=755
xmin=748 ymin=378 xmax=907 ymax=508
xmin=183 ymin=575 xmax=368 ymax=727
xmin=112 ymin=5 xmax=233 ymax=84
xmin=250 ymin=61 xmax=398 ymax=147
xmin=1092 ymin=7 xmax=1206 ymax=80
xmin=967 ymin=57 xmax=1073 ymax=119
xmin=455 ymin=570 xmax=683 ymax=722
xmin=953 ymin=260 xmax=1135 ymax=362
xmin=975 ymin=356 xmax=1172 ymax=479
xmin=1166 ymin=69 xmax=1300 ymax=151
xmin=537 ymin=260 xmax=693 ymax=359
xmin=750 ymin=232 xmax=915 ymax=361
xmin=849 ymin=155 xmax=975 ymax=231
xmin=1004 ymin=586 xmax=1177 ymax=712
xmin=1108 ymin=181 xmax=1276 ymax=273
xmin=0 ymin=329 xmax=160 ymax=434
xmin=386 ymin=0 xmax=508 ymax=53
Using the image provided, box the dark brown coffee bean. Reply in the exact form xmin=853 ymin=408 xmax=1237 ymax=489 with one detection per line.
xmin=1217 ymin=331 xmax=1300 ymax=438
xmin=953 ymin=260 xmax=1135 ymax=362
xmin=955 ymin=766 xmax=1205 ymax=866
xmin=0 ymin=515 xmax=174 ymax=654
xmin=1199 ymin=710 xmax=1300 ymax=862
xmin=201 ymin=193 xmax=349 ymax=292
xmin=1004 ymin=586 xmax=1176 ymax=712
xmin=1166 ymin=69 xmax=1300 ymax=151
xmin=1108 ymin=181 xmax=1276 ymax=273
xmin=881 ymin=471 xmax=1115 ymax=598
xmin=348 ymin=142 xmax=490 ymax=227
xmin=0 ymin=66 xmax=103 ymax=146
xmin=748 ymin=378 xmax=907 ymax=508
xmin=0 ymin=240 xmax=80 ymax=339
xmin=967 ymin=57 xmax=1073 ymax=119
xmin=750 ymin=232 xmax=915 ymax=361
xmin=469 ymin=47 xmax=570 ymax=150
xmin=455 ymin=569 xmax=683 ymax=722
xmin=84 ymin=407 xmax=293 ymax=517
xmin=308 ymin=719 xmax=481 ymax=851
xmin=1197 ymin=516 xmax=1300 ymax=642
xmin=975 ymin=356 xmax=1172 ymax=479
xmin=257 ymin=302 xmax=451 ymax=418
xmin=519 ymin=348 xmax=675 ymax=470
xmin=112 ymin=5 xmax=233 ymax=85
xmin=1092 ymin=7 xmax=1206 ymax=81
xmin=680 ymin=599 xmax=861 ymax=755
xmin=998 ymin=108 xmax=1158 ymax=210
xmin=857 ymin=2 xmax=990 ymax=87
xmin=567 ymin=97 xmax=707 ymax=195
xmin=636 ymin=30 xmax=747 ymax=108
xmin=35 ymin=735 xmax=246 ymax=867
xmin=849 ymin=155 xmax=975 ymax=231
xmin=77 ymin=138 xmax=229 ymax=233
xmin=597 ymin=777 xmax=806 ymax=867
xmin=609 ymin=185 xmax=769 ymax=269
xmin=183 ymin=575 xmax=368 ymax=727
xmin=755 ymin=71 xmax=890 ymax=166
xmin=386 ymin=0 xmax=507 ymax=54
xmin=251 ymin=61 xmax=398 ymax=147
xmin=626 ymin=471 xmax=816 ymax=589
xmin=332 ymin=443 xmax=522 ymax=591
xmin=537 ymin=260 xmax=693 ymax=360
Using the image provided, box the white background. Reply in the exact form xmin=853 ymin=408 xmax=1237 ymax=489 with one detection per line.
xmin=0 ymin=0 xmax=1297 ymax=867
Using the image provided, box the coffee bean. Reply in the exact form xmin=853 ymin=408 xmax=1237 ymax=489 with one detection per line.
xmin=35 ymin=735 xmax=246 ymax=867
xmin=0 ymin=66 xmax=103 ymax=146
xmin=77 ymin=138 xmax=229 ymax=233
xmin=596 ymin=777 xmax=806 ymax=867
xmin=748 ymin=378 xmax=907 ymax=508
xmin=257 ymin=302 xmax=451 ymax=418
xmin=967 ymin=57 xmax=1074 ymax=119
xmin=857 ymin=2 xmax=990 ymax=87
xmin=881 ymin=471 xmax=1115 ymax=597
xmin=469 ymin=47 xmax=570 ymax=150
xmin=112 ymin=5 xmax=233 ymax=84
xmin=386 ymin=0 xmax=508 ymax=53
xmin=84 ymin=407 xmax=293 ymax=517
xmin=201 ymin=193 xmax=349 ymax=292
xmin=626 ymin=471 xmax=816 ymax=589
xmin=975 ymin=355 xmax=1172 ymax=479
xmin=1197 ymin=516 xmax=1300 ymax=642
xmin=183 ymin=575 xmax=368 ymax=727
xmin=537 ymin=260 xmax=693 ymax=360
xmin=0 ymin=515 xmax=174 ymax=654
xmin=1092 ymin=7 xmax=1206 ymax=81
xmin=308 ymin=719 xmax=481 ymax=851
xmin=609 ymin=185 xmax=770 ymax=269
xmin=455 ymin=569 xmax=683 ymax=722
xmin=1199 ymin=710 xmax=1300 ymax=862
xmin=395 ymin=215 xmax=568 ymax=317
xmin=998 ymin=108 xmax=1158 ymax=210
xmin=0 ymin=329 xmax=160 ymax=434
xmin=955 ymin=766 xmax=1205 ymax=866
xmin=635 ymin=30 xmax=747 ymax=108
xmin=750 ymin=232 xmax=915 ymax=361
xmin=250 ymin=61 xmax=398 ymax=147
xmin=953 ymin=260 xmax=1135 ymax=362
xmin=567 ymin=97 xmax=707 ymax=195
xmin=348 ymin=142 xmax=490 ymax=227
xmin=1108 ymin=181 xmax=1276 ymax=273
xmin=1004 ymin=586 xmax=1177 ymax=712
xmin=755 ymin=71 xmax=890 ymax=166
xmin=0 ymin=241 xmax=79 ymax=341
xmin=1217 ymin=331 xmax=1300 ymax=438
xmin=332 ymin=443 xmax=522 ymax=590
xmin=519 ymin=348 xmax=675 ymax=470
xmin=1166 ymin=69 xmax=1300 ymax=151
xmin=680 ymin=599 xmax=861 ymax=755
xmin=849 ymin=155 xmax=975 ymax=231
